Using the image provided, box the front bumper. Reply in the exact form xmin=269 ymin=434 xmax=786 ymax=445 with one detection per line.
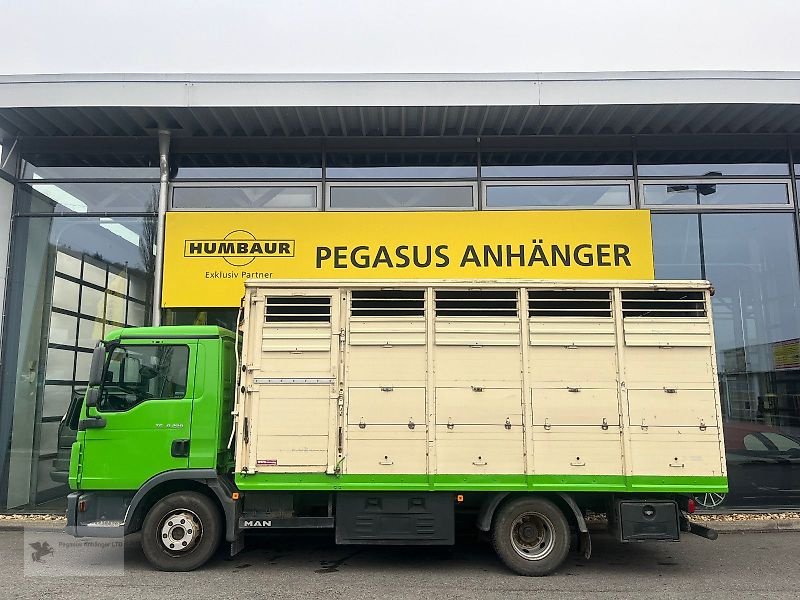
xmin=65 ymin=491 xmax=128 ymax=538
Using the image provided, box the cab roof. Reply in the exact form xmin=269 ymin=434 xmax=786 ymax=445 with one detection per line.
xmin=105 ymin=325 xmax=236 ymax=342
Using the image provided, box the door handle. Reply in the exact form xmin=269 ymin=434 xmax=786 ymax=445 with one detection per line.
xmin=171 ymin=439 xmax=190 ymax=458
xmin=472 ymin=457 xmax=487 ymax=466
xmin=379 ymin=456 xmax=393 ymax=466
xmin=78 ymin=417 xmax=106 ymax=430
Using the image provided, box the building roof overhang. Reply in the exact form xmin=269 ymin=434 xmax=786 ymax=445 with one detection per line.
xmin=1 ymin=71 xmax=800 ymax=139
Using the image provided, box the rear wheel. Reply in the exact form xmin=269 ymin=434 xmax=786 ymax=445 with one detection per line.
xmin=141 ymin=491 xmax=222 ymax=571
xmin=693 ymin=492 xmax=727 ymax=510
xmin=491 ymin=496 xmax=571 ymax=576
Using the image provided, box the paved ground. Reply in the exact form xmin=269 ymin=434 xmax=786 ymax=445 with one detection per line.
xmin=0 ymin=526 xmax=797 ymax=599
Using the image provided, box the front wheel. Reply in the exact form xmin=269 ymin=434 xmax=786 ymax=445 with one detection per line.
xmin=141 ymin=491 xmax=222 ymax=571
xmin=491 ymin=496 xmax=571 ymax=576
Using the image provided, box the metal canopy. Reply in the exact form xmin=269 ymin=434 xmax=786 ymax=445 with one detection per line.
xmin=1 ymin=72 xmax=800 ymax=139
xmin=3 ymin=104 xmax=800 ymax=140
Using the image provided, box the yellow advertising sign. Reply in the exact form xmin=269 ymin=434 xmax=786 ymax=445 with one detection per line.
xmin=162 ymin=210 xmax=654 ymax=307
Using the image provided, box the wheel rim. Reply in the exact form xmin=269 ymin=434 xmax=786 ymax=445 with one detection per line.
xmin=694 ymin=492 xmax=727 ymax=509
xmin=509 ymin=512 xmax=556 ymax=561
xmin=158 ymin=509 xmax=203 ymax=555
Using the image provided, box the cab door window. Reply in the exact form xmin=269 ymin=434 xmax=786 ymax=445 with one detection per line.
xmin=99 ymin=345 xmax=190 ymax=411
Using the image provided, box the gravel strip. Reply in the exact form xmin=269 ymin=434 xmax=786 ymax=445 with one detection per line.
xmin=0 ymin=514 xmax=66 ymax=522
xmin=692 ymin=512 xmax=800 ymax=522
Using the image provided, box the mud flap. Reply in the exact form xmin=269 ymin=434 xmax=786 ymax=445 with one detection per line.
xmin=229 ymin=535 xmax=245 ymax=557
xmin=579 ymin=530 xmax=592 ymax=559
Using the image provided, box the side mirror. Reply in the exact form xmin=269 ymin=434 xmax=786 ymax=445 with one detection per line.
xmin=87 ymin=343 xmax=106 ymax=387
xmin=85 ymin=387 xmax=100 ymax=408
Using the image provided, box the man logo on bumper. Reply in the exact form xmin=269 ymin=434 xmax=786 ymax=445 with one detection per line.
xmin=242 ymin=520 xmax=272 ymax=527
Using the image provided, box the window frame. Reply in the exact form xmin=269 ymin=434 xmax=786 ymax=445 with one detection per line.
xmin=97 ymin=342 xmax=192 ymax=412
xmin=12 ymin=180 xmax=162 ymax=217
xmin=639 ymin=178 xmax=795 ymax=210
xmin=324 ymin=180 xmax=478 ymax=212
xmin=170 ymin=181 xmax=323 ymax=211
xmin=480 ymin=180 xmax=635 ymax=211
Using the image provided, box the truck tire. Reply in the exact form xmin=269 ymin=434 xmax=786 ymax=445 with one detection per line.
xmin=491 ymin=496 xmax=570 ymax=576
xmin=141 ymin=491 xmax=222 ymax=571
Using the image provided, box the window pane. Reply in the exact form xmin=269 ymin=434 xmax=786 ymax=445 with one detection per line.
xmin=698 ymin=183 xmax=789 ymax=205
xmin=328 ymin=185 xmax=474 ymax=209
xmin=16 ymin=182 xmax=160 ymax=214
xmin=49 ymin=312 xmax=78 ymax=346
xmin=172 ymin=186 xmax=317 ymax=209
xmin=643 ymin=182 xmax=789 ymax=206
xmin=172 ymin=152 xmax=322 ymax=179
xmin=638 ymin=147 xmax=789 ymax=176
xmin=164 ymin=308 xmax=239 ymax=330
xmin=481 ymin=149 xmax=633 ymax=177
xmin=326 ymin=151 xmax=477 ymax=179
xmin=643 ymin=184 xmax=699 ymax=205
xmin=42 ymin=385 xmax=73 ymax=420
xmin=101 ymin=345 xmax=189 ymax=410
xmin=651 ymin=214 xmax=702 ymax=279
xmin=21 ymin=151 xmax=158 ymax=179
xmin=0 ymin=215 xmax=154 ymax=509
xmin=701 ymin=213 xmax=800 ymax=508
xmin=485 ymin=184 xmax=630 ymax=208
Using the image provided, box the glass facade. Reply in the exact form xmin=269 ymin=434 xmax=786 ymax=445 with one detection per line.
xmin=1 ymin=152 xmax=158 ymax=510
xmin=652 ymin=212 xmax=800 ymax=508
xmin=2 ymin=137 xmax=800 ymax=512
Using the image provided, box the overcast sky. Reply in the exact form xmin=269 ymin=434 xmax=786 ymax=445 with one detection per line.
xmin=1 ymin=0 xmax=798 ymax=75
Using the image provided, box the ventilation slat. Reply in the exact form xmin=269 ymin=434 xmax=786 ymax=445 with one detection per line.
xmin=351 ymin=289 xmax=424 ymax=317
xmin=622 ymin=290 xmax=706 ymax=318
xmin=435 ymin=290 xmax=518 ymax=318
xmin=266 ymin=296 xmax=331 ymax=323
xmin=529 ymin=289 xmax=612 ymax=318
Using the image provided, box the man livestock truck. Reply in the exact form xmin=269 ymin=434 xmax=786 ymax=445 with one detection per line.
xmin=64 ymin=279 xmax=726 ymax=575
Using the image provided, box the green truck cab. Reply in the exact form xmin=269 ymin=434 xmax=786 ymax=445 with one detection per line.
xmin=67 ymin=326 xmax=239 ymax=570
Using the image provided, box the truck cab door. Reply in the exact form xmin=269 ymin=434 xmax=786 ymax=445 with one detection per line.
xmin=77 ymin=340 xmax=197 ymax=490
